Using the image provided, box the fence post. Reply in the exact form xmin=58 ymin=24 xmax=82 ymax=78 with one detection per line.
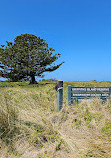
xmin=56 ymin=81 xmax=63 ymax=112
xmin=68 ymin=85 xmax=71 ymax=105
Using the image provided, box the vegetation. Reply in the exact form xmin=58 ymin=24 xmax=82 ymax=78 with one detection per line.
xmin=0 ymin=34 xmax=63 ymax=83
xmin=0 ymin=81 xmax=111 ymax=158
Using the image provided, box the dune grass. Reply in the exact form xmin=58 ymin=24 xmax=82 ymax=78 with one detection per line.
xmin=0 ymin=81 xmax=111 ymax=158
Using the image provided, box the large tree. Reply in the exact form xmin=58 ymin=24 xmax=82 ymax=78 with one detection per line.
xmin=0 ymin=33 xmax=63 ymax=83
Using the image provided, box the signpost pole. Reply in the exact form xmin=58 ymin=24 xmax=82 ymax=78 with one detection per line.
xmin=109 ymin=86 xmax=111 ymax=106
xmin=56 ymin=81 xmax=63 ymax=112
xmin=68 ymin=85 xmax=71 ymax=105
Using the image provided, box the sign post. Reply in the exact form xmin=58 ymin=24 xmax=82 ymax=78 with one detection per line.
xmin=55 ymin=81 xmax=63 ymax=112
xmin=68 ymin=85 xmax=71 ymax=105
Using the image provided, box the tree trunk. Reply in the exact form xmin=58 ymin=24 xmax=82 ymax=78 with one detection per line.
xmin=30 ymin=75 xmax=36 ymax=84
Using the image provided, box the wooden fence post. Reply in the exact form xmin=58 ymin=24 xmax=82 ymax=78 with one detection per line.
xmin=68 ymin=85 xmax=71 ymax=105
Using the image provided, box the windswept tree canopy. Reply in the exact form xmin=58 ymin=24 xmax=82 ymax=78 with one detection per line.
xmin=0 ymin=33 xmax=64 ymax=83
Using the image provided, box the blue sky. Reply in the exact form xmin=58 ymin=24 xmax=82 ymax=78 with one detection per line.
xmin=0 ymin=0 xmax=111 ymax=81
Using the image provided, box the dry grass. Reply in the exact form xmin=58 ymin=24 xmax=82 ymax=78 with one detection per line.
xmin=0 ymin=81 xmax=111 ymax=158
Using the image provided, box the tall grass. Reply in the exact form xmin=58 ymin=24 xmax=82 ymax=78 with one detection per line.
xmin=0 ymin=91 xmax=18 ymax=139
xmin=0 ymin=81 xmax=111 ymax=158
